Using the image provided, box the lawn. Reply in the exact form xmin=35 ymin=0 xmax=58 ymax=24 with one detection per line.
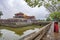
xmin=0 ymin=25 xmax=42 ymax=35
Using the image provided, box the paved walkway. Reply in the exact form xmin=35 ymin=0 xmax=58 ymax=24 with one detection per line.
xmin=41 ymin=22 xmax=60 ymax=40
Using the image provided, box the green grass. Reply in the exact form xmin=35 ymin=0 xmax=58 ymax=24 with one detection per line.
xmin=0 ymin=25 xmax=42 ymax=35
xmin=0 ymin=33 xmax=2 ymax=37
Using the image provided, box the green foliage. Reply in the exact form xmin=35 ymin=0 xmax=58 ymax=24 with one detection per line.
xmin=45 ymin=3 xmax=51 ymax=7
xmin=0 ymin=11 xmax=3 ymax=18
xmin=0 ymin=11 xmax=3 ymax=16
xmin=46 ymin=17 xmax=51 ymax=21
xmin=57 ymin=7 xmax=60 ymax=11
xmin=25 ymin=0 xmax=58 ymax=7
xmin=49 ymin=12 xmax=60 ymax=21
xmin=25 ymin=0 xmax=42 ymax=7
xmin=0 ymin=31 xmax=3 ymax=37
xmin=38 ymin=2 xmax=42 ymax=7
xmin=42 ymin=0 xmax=44 ymax=1
xmin=25 ymin=0 xmax=30 ymax=2
xmin=52 ymin=1 xmax=57 ymax=5
xmin=25 ymin=0 xmax=60 ymax=12
xmin=58 ymin=0 xmax=60 ymax=1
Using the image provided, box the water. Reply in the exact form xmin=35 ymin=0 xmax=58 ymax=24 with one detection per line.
xmin=0 ymin=29 xmax=20 ymax=40
xmin=0 ymin=28 xmax=40 ymax=40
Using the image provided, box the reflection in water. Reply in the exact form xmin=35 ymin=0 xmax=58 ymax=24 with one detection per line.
xmin=0 ymin=29 xmax=20 ymax=40
xmin=0 ymin=31 xmax=3 ymax=37
xmin=20 ymin=28 xmax=40 ymax=38
xmin=0 ymin=28 xmax=40 ymax=40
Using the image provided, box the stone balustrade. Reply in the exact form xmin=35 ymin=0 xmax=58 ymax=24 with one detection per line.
xmin=21 ymin=23 xmax=51 ymax=40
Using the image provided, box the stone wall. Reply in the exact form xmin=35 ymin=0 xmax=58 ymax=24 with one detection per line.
xmin=0 ymin=19 xmax=33 ymax=27
xmin=0 ymin=19 xmax=51 ymax=27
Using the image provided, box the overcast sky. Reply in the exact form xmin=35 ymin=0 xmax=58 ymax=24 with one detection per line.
xmin=0 ymin=0 xmax=50 ymax=20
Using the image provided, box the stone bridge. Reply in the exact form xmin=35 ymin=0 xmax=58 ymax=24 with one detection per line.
xmin=20 ymin=22 xmax=60 ymax=40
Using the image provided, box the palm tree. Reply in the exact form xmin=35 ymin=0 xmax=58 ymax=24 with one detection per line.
xmin=0 ymin=11 xmax=3 ymax=19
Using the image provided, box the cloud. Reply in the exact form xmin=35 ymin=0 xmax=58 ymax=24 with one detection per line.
xmin=8 ymin=0 xmax=14 ymax=7
xmin=0 ymin=0 xmax=50 ymax=20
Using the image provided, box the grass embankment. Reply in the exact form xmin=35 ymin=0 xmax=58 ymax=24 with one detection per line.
xmin=0 ymin=25 xmax=42 ymax=35
xmin=0 ymin=33 xmax=2 ymax=37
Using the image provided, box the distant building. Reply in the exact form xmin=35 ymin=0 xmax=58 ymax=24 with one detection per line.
xmin=0 ymin=12 xmax=36 ymax=27
xmin=14 ymin=12 xmax=24 ymax=18
xmin=13 ymin=12 xmax=35 ymax=20
xmin=26 ymin=16 xmax=35 ymax=20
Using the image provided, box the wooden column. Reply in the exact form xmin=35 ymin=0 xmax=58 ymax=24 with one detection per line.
xmin=54 ymin=22 xmax=59 ymax=33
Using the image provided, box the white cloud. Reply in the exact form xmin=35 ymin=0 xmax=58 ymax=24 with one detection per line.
xmin=0 ymin=0 xmax=50 ymax=20
xmin=8 ymin=0 xmax=14 ymax=7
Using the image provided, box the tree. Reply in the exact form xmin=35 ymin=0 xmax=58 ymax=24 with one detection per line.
xmin=46 ymin=17 xmax=51 ymax=21
xmin=25 ymin=0 xmax=60 ymax=21
xmin=49 ymin=12 xmax=60 ymax=21
xmin=25 ymin=0 xmax=60 ymax=12
xmin=0 ymin=11 xmax=3 ymax=19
